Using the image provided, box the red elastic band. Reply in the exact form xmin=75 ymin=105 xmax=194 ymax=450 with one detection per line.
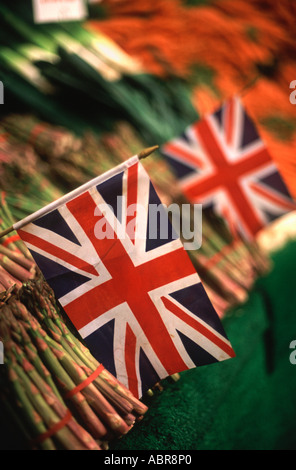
xmin=2 ymin=234 xmax=21 ymax=248
xmin=31 ymin=409 xmax=72 ymax=446
xmin=205 ymin=241 xmax=237 ymax=270
xmin=64 ymin=364 xmax=105 ymax=400
xmin=0 ymin=133 xmax=9 ymax=144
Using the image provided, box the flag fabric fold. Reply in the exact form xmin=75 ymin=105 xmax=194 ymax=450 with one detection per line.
xmin=16 ymin=156 xmax=235 ymax=398
xmin=161 ymin=96 xmax=296 ymax=240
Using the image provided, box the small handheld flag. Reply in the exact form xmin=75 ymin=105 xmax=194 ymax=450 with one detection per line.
xmin=161 ymin=96 xmax=296 ymax=240
xmin=15 ymin=154 xmax=235 ymax=398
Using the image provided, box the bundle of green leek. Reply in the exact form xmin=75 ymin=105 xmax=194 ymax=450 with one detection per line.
xmin=0 ymin=1 xmax=198 ymax=143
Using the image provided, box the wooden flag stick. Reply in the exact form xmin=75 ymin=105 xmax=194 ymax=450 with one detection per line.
xmin=0 ymin=226 xmax=14 ymax=239
xmin=138 ymin=145 xmax=159 ymax=160
xmin=0 ymin=146 xmax=159 ymax=240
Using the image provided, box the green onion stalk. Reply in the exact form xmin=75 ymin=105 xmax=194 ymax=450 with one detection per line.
xmin=0 ymin=2 xmax=134 ymax=83
xmin=0 ymin=15 xmax=55 ymax=96
xmin=0 ymin=62 xmax=91 ymax=136
xmin=0 ymin=47 xmax=54 ymax=95
xmin=0 ymin=1 xmax=196 ymax=142
xmin=37 ymin=46 xmax=198 ymax=144
xmin=0 ymin=2 xmax=145 ymax=81
xmin=0 ymin=3 xmax=57 ymax=54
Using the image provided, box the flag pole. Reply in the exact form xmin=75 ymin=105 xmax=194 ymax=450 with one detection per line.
xmin=138 ymin=145 xmax=159 ymax=160
xmin=0 ymin=145 xmax=159 ymax=240
xmin=0 ymin=225 xmax=14 ymax=239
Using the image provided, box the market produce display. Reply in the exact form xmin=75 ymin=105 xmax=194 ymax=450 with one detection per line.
xmin=0 ymin=0 xmax=295 ymax=452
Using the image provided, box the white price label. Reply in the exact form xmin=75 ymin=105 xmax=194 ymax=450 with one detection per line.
xmin=0 ymin=81 xmax=4 ymax=105
xmin=0 ymin=341 xmax=3 ymax=365
xmin=33 ymin=0 xmax=88 ymax=24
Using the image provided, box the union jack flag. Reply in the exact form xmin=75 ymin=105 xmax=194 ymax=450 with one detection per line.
xmin=161 ymin=96 xmax=296 ymax=240
xmin=17 ymin=157 xmax=235 ymax=398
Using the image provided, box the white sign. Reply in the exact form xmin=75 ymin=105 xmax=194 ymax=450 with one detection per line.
xmin=0 ymin=81 xmax=3 ymax=104
xmin=0 ymin=341 xmax=3 ymax=365
xmin=290 ymin=80 xmax=296 ymax=105
xmin=33 ymin=0 xmax=88 ymax=24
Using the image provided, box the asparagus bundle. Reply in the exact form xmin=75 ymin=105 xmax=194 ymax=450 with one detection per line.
xmin=0 ymin=274 xmax=148 ymax=450
xmin=1 ymin=115 xmax=81 ymax=162
xmin=0 ymin=115 xmax=115 ymax=192
xmin=0 ymin=194 xmax=28 ymax=255
xmin=0 ymin=196 xmax=36 ymax=296
xmin=0 ymin=114 xmax=179 ymax=204
xmin=0 ymin=127 xmax=63 ymax=221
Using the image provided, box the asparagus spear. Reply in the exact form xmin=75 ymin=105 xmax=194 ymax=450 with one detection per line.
xmin=6 ymin=365 xmax=56 ymax=450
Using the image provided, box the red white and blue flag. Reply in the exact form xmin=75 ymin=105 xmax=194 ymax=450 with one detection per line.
xmin=161 ymin=96 xmax=296 ymax=240
xmin=16 ymin=156 xmax=235 ymax=398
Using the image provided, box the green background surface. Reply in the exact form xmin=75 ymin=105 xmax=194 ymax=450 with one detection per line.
xmin=110 ymin=240 xmax=296 ymax=451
